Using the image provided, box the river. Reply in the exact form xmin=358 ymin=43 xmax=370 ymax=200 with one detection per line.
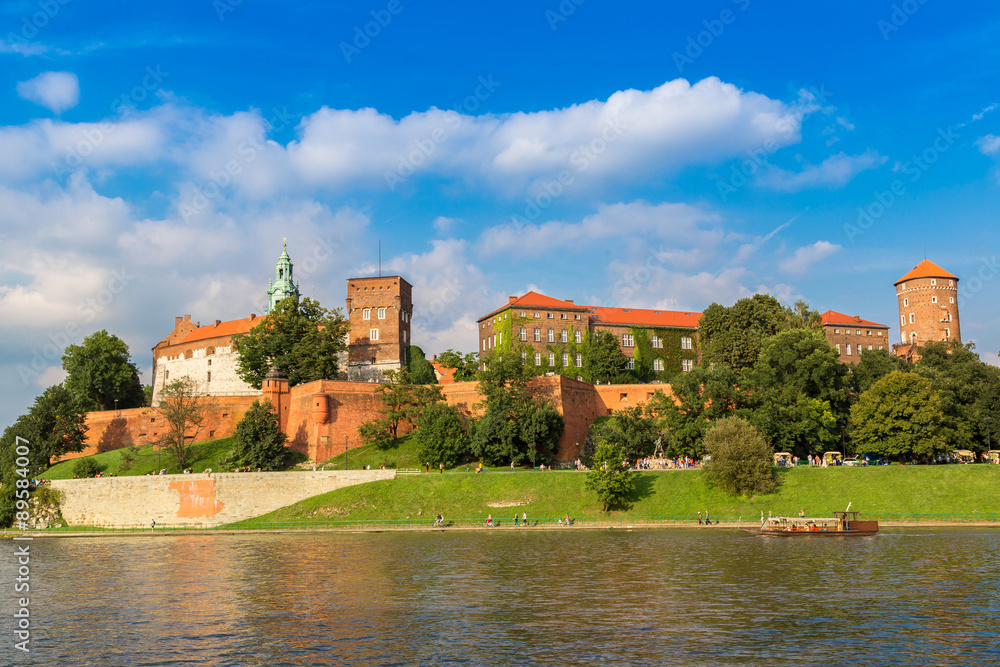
xmin=2 ymin=528 xmax=999 ymax=665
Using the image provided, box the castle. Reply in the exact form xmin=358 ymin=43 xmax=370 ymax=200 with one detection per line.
xmin=891 ymin=258 xmax=961 ymax=362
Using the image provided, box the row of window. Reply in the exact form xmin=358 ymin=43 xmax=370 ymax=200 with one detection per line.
xmin=899 ymin=279 xmax=955 ymax=290
xmin=519 ymin=351 xmax=693 ymax=372
xmin=362 ymin=308 xmax=387 ymax=320
xmin=902 ymin=296 xmax=955 ymax=307
xmin=832 ymin=328 xmax=884 ymax=336
xmin=519 ymin=310 xmax=583 ymax=321
xmin=835 ymin=343 xmax=886 ymax=355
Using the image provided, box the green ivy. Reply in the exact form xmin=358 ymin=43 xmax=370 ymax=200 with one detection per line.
xmin=629 ymin=326 xmax=698 ymax=381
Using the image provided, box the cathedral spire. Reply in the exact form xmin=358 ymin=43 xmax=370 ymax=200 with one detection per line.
xmin=266 ymin=242 xmax=300 ymax=313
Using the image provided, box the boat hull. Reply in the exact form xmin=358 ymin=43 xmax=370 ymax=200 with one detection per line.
xmin=740 ymin=527 xmax=878 ymax=537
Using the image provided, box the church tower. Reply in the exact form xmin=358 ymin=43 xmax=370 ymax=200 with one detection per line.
xmin=894 ymin=258 xmax=960 ymax=349
xmin=266 ymin=243 xmax=300 ymax=312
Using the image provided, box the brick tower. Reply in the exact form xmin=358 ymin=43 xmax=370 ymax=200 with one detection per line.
xmin=893 ymin=259 xmax=960 ymax=358
xmin=344 ymin=275 xmax=413 ymax=381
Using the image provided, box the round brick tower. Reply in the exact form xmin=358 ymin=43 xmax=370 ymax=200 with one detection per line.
xmin=894 ymin=259 xmax=960 ymax=346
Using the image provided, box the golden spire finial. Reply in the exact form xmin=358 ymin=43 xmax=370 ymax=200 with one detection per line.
xmin=283 ymin=237 xmax=287 ymax=248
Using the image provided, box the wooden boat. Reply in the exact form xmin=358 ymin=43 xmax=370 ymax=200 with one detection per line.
xmin=741 ymin=507 xmax=878 ymax=537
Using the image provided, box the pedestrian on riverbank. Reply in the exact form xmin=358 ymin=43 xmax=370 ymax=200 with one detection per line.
xmin=486 ymin=514 xmax=492 ymax=527
xmin=698 ymin=511 xmax=702 ymax=525
xmin=705 ymin=510 xmax=710 ymax=525
xmin=514 ymin=514 xmax=519 ymax=526
xmin=522 ymin=511 xmax=527 ymax=526
xmin=151 ymin=519 xmax=155 ymax=531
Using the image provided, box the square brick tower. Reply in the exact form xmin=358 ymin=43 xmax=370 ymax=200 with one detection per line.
xmin=344 ymin=275 xmax=413 ymax=381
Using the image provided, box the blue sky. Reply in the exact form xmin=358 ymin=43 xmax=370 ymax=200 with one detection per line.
xmin=2 ymin=0 xmax=999 ymax=429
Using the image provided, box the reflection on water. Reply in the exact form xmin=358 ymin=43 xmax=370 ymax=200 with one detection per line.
xmin=2 ymin=529 xmax=1000 ymax=665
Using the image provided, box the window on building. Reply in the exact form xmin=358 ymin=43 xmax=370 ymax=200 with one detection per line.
xmin=867 ymin=345 xmax=873 ymax=351
xmin=482 ymin=339 xmax=486 ymax=351
xmin=834 ymin=329 xmax=839 ymax=334
xmin=533 ymin=312 xmax=540 ymax=318
xmin=534 ymin=352 xmax=541 ymax=366
xmin=651 ymin=335 xmax=662 ymax=348
xmin=867 ymin=330 xmax=872 ymax=336
xmin=903 ymin=298 xmax=908 ymax=307
xmin=682 ymin=359 xmax=694 ymax=372
xmin=856 ymin=330 xmax=861 ymax=335
xmin=627 ymin=358 xmax=635 ymax=370
xmin=931 ymin=279 xmax=937 ymax=285
xmin=574 ymin=330 xmax=582 ymax=343
xmin=575 ymin=353 xmax=582 ymax=367
xmin=681 ymin=336 xmax=693 ymax=350
xmin=900 ymin=315 xmax=905 ymax=326
xmin=548 ymin=329 xmax=555 ymax=343
xmin=207 ymin=371 xmax=211 ymax=382
xmin=901 ymin=282 xmax=906 ymax=290
xmin=622 ymin=333 xmax=634 ymax=347
xmin=561 ymin=330 xmax=568 ymax=343
xmin=653 ymin=359 xmax=664 ymax=371
xmin=521 ymin=352 xmax=527 ymax=362
xmin=498 ymin=332 xmax=503 ymax=345
xmin=547 ymin=313 xmax=554 ymax=319
xmin=548 ymin=352 xmax=555 ymax=366
xmin=534 ymin=328 xmax=541 ymax=342
xmin=931 ymin=297 xmax=937 ymax=304
xmin=377 ymin=307 xmax=386 ymax=319
xmin=519 ymin=311 xmax=526 ymax=317
xmin=370 ymin=328 xmax=379 ymax=341
xmin=574 ymin=314 xmax=581 ymax=320
xmin=519 ymin=327 xmax=526 ymax=341
xmin=835 ymin=343 xmax=841 ymax=355
xmin=561 ymin=313 xmax=567 ymax=319
xmin=363 ymin=308 xmax=371 ymax=320
xmin=403 ymin=330 xmax=408 ymax=343
xmin=949 ymin=280 xmax=954 ymax=286
xmin=950 ymin=297 xmax=954 ymax=304
xmin=846 ymin=344 xmax=852 ymax=356
xmin=909 ymin=313 xmax=915 ymax=324
xmin=945 ymin=328 xmax=951 ymax=339
xmin=562 ymin=353 xmax=569 ymax=366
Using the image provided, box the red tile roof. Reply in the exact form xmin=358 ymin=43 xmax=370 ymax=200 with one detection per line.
xmin=895 ymin=259 xmax=959 ymax=285
xmin=589 ymin=305 xmax=701 ymax=329
xmin=820 ymin=310 xmax=888 ymax=328
xmin=179 ymin=316 xmax=264 ymax=344
xmin=479 ymin=291 xmax=590 ymax=321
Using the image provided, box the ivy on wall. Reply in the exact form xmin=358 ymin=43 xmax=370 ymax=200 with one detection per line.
xmin=630 ymin=326 xmax=699 ymax=382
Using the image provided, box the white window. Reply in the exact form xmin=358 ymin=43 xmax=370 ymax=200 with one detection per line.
xmin=950 ymin=297 xmax=954 ymax=304
xmin=574 ymin=330 xmax=582 ymax=343
xmin=575 ymin=353 xmax=582 ymax=367
xmin=949 ymin=280 xmax=954 ymax=286
xmin=846 ymin=343 xmax=852 ymax=356
xmin=945 ymin=328 xmax=951 ymax=339
xmin=834 ymin=329 xmax=840 ymax=334
xmin=522 ymin=352 xmax=527 ymax=362
xmin=931 ymin=297 xmax=937 ymax=304
xmin=547 ymin=313 xmax=554 ymax=319
xmin=403 ymin=330 xmax=408 ymax=343
xmin=519 ymin=327 xmax=526 ymax=341
xmin=626 ymin=358 xmax=635 ymax=370
xmin=548 ymin=329 xmax=555 ymax=343
xmin=878 ymin=331 xmax=883 ymax=337
xmin=653 ymin=359 xmax=664 ymax=371
xmin=534 ymin=352 xmax=541 ymax=366
xmin=482 ymin=339 xmax=486 ymax=351
xmin=362 ymin=308 xmax=371 ymax=320
xmin=931 ymin=279 xmax=937 ymax=285
xmin=622 ymin=334 xmax=634 ymax=347
xmin=519 ymin=311 xmax=526 ymax=317
xmin=682 ymin=359 xmax=694 ymax=372
xmin=901 ymin=282 xmax=906 ymax=290
xmin=533 ymin=312 xmax=540 ymax=318
xmin=377 ymin=308 xmax=386 ymax=319
xmin=562 ymin=353 xmax=569 ymax=366
xmin=835 ymin=343 xmax=841 ymax=355
xmin=681 ymin=336 xmax=693 ymax=350
xmin=856 ymin=330 xmax=861 ymax=336
xmin=370 ymin=328 xmax=379 ymax=341
xmin=900 ymin=315 xmax=905 ymax=326
xmin=867 ymin=345 xmax=872 ymax=351
xmin=560 ymin=313 xmax=567 ymax=320
xmin=548 ymin=353 xmax=555 ymax=366
xmin=903 ymin=298 xmax=908 ymax=307
xmin=879 ymin=345 xmax=884 ymax=350
xmin=561 ymin=330 xmax=568 ymax=343
xmin=651 ymin=335 xmax=662 ymax=348
xmin=498 ymin=332 xmax=503 ymax=345
xmin=534 ymin=328 xmax=541 ymax=342
xmin=909 ymin=313 xmax=915 ymax=324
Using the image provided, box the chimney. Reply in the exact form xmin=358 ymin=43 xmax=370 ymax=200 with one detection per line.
xmin=508 ymin=296 xmax=517 ymax=304
xmin=215 ymin=320 xmax=221 ymax=327
xmin=183 ymin=314 xmax=191 ymax=322
xmin=249 ymin=314 xmax=256 ymax=322
xmin=175 ymin=316 xmax=182 ymax=326
xmin=566 ymin=299 xmax=574 ymax=304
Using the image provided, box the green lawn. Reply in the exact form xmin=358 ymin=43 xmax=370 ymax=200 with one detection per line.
xmin=317 ymin=434 xmax=426 ymax=470
xmin=241 ymin=464 xmax=1000 ymax=524
xmin=42 ymin=438 xmax=237 ymax=479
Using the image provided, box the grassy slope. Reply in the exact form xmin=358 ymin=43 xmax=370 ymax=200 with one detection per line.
xmin=42 ymin=438 xmax=236 ymax=479
xmin=243 ymin=464 xmax=1000 ymax=524
xmin=316 ymin=434 xmax=425 ymax=470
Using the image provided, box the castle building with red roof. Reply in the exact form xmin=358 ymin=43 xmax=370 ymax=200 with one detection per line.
xmin=819 ymin=310 xmax=889 ymax=364
xmin=477 ymin=292 xmax=701 ymax=379
xmin=892 ymin=258 xmax=960 ymax=362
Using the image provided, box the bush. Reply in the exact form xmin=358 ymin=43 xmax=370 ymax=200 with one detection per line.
xmin=413 ymin=402 xmax=469 ymax=467
xmin=585 ymin=442 xmax=636 ymax=511
xmin=73 ymin=458 xmax=101 ymax=478
xmin=231 ymin=399 xmax=289 ymax=471
xmin=702 ymin=417 xmax=777 ymax=496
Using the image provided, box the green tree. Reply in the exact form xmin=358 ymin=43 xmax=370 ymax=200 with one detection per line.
xmin=436 ymin=349 xmax=479 ymax=381
xmin=231 ymin=399 xmax=288 ymax=470
xmin=359 ymin=370 xmax=444 ymax=450
xmin=699 ymin=294 xmax=786 ymax=373
xmin=586 ymin=330 xmax=629 ymax=383
xmin=62 ymin=330 xmax=145 ymax=411
xmin=232 ymin=296 xmax=350 ymax=388
xmin=743 ymin=328 xmax=848 ymax=455
xmin=73 ymin=458 xmax=101 ymax=478
xmin=849 ymin=347 xmax=907 ymax=394
xmin=588 ymin=405 xmax=661 ymax=462
xmin=585 ymin=442 xmax=636 ymax=511
xmin=407 ymin=345 xmax=438 ymax=384
xmin=17 ymin=384 xmax=89 ymax=468
xmin=413 ymin=402 xmax=469 ymax=467
xmin=702 ymin=417 xmax=777 ymax=496
xmin=850 ymin=371 xmax=948 ymax=460
xmin=781 ymin=299 xmax=821 ymax=330
xmin=649 ymin=366 xmax=744 ymax=458
xmin=152 ymin=377 xmax=212 ymax=470
xmin=97 ymin=415 xmax=133 ymax=453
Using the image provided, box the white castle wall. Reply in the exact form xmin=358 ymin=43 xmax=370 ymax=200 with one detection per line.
xmin=152 ymin=344 xmax=258 ymax=403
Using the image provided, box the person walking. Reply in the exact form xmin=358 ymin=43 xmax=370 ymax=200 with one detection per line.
xmin=151 ymin=519 xmax=156 ymax=531
xmin=522 ymin=511 xmax=527 ymax=526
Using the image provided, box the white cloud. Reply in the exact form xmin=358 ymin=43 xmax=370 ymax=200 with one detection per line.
xmin=780 ymin=240 xmax=841 ymax=275
xmin=433 ymin=216 xmax=460 ymax=234
xmin=0 ymin=38 xmax=48 ymax=56
xmin=17 ymin=71 xmax=79 ymax=114
xmin=976 ymin=134 xmax=1000 ymax=156
xmin=757 ymin=150 xmax=886 ymax=191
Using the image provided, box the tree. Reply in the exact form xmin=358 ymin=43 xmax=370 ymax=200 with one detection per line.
xmin=231 ymin=399 xmax=288 ymax=470
xmin=73 ymin=458 xmax=101 ymax=478
xmin=699 ymin=294 xmax=786 ymax=373
xmin=407 ymin=345 xmax=437 ymax=384
xmin=62 ymin=330 xmax=145 ymax=411
xmin=152 ymin=377 xmax=211 ymax=470
xmin=743 ymin=328 xmax=848 ymax=455
xmin=232 ymin=296 xmax=350 ymax=388
xmin=436 ymin=349 xmax=479 ymax=381
xmin=413 ymin=402 xmax=469 ymax=467
xmin=850 ymin=371 xmax=948 ymax=460
xmin=585 ymin=442 xmax=636 ymax=511
xmin=781 ymin=299 xmax=821 ymax=330
xmin=702 ymin=417 xmax=777 ymax=496
xmin=649 ymin=366 xmax=745 ymax=459
xmin=16 ymin=384 xmax=89 ymax=468
xmin=359 ymin=370 xmax=444 ymax=450
xmin=97 ymin=415 xmax=134 ymax=453
xmin=849 ymin=347 xmax=907 ymax=394
xmin=588 ymin=405 xmax=661 ymax=462
xmin=586 ymin=331 xmax=629 ymax=383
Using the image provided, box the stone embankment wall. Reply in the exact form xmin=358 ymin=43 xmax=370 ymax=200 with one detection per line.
xmin=50 ymin=470 xmax=395 ymax=527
